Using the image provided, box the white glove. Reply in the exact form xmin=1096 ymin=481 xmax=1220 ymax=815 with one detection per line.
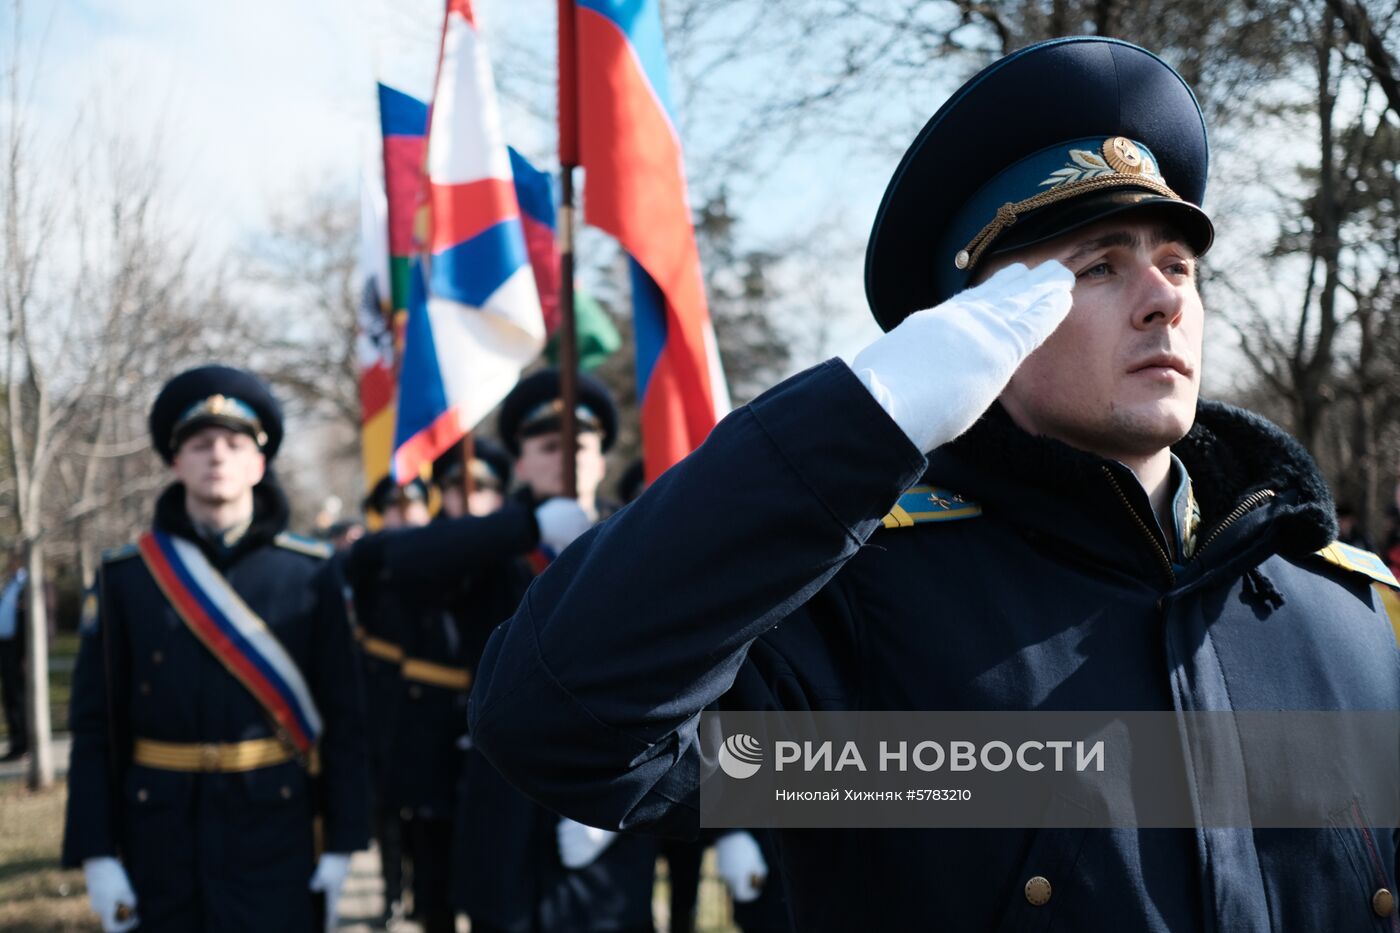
xmin=715 ymin=831 xmax=768 ymax=903
xmin=308 ymin=852 xmax=352 ymax=933
xmin=557 ymin=817 xmax=617 ymax=869
xmin=83 ymin=857 xmax=139 ymax=933
xmin=850 ymin=260 xmax=1075 ymax=452
xmin=535 ymin=498 xmax=592 ymax=555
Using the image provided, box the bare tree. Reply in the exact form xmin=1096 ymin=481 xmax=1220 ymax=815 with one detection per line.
xmin=2 ymin=0 xmax=226 ymax=788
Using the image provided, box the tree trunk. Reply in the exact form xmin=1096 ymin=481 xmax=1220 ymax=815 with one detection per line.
xmin=23 ymin=540 xmax=52 ymax=789
xmin=1295 ymin=14 xmax=1343 ymax=451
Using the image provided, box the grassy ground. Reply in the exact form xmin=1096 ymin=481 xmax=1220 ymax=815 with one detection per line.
xmin=1 ymin=632 xmax=78 ymax=743
xmin=0 ymin=777 xmax=740 ymax=933
xmin=0 ymin=781 xmax=96 ymax=932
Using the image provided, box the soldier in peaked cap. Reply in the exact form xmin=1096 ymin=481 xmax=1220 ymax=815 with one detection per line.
xmin=447 ymin=367 xmax=659 ymax=933
xmin=433 ymin=437 xmax=513 ymax=519
xmin=63 ymin=364 xmax=370 ymax=933
xmin=351 ymin=438 xmax=515 ymax=933
xmin=470 ymin=37 xmax=1400 ymax=932
xmin=364 ymin=474 xmax=431 ymax=530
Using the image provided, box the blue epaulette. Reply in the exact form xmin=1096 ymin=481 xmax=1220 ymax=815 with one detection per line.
xmin=101 ymin=541 xmax=140 ymax=563
xmin=273 ymin=532 xmax=333 ymax=560
xmin=1314 ymin=541 xmax=1399 ymax=590
xmin=880 ymin=485 xmax=981 ymax=529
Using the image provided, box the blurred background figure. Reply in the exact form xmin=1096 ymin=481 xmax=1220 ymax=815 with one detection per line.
xmin=1335 ymin=501 xmax=1374 ymax=550
xmin=0 ymin=551 xmax=29 ymax=762
xmin=328 ymin=519 xmax=366 ymax=552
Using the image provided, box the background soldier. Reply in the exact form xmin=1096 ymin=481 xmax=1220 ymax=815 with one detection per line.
xmin=452 ymin=368 xmax=658 ymax=933
xmin=62 ymin=364 xmax=370 ymax=932
xmin=435 ymin=437 xmax=512 ymax=520
xmin=375 ymin=438 xmax=513 ymax=933
xmin=352 ymin=473 xmax=430 ymax=927
xmin=342 ymin=437 xmax=525 ymax=931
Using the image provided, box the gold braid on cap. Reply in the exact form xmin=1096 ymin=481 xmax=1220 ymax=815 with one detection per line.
xmin=955 ymin=173 xmax=1181 ymax=272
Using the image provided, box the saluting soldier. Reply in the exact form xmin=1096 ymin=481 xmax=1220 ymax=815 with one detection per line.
xmin=469 ymin=38 xmax=1400 ymax=932
xmin=63 ymin=364 xmax=370 ymax=932
xmin=451 ymin=368 xmax=658 ymax=933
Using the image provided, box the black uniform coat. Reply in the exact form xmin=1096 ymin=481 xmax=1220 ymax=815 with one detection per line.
xmin=345 ymin=506 xmax=539 ymax=817
xmin=62 ymin=482 xmax=371 ymax=933
xmin=470 ymin=360 xmax=1400 ymax=933
xmin=441 ymin=492 xmax=659 ymax=933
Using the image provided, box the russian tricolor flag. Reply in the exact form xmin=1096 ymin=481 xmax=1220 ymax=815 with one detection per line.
xmin=508 ymin=146 xmax=563 ymax=337
xmin=391 ymin=0 xmax=546 ymax=481
xmin=561 ymin=0 xmax=730 ymax=484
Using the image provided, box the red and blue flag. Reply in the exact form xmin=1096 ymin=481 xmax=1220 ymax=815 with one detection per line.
xmin=561 ymin=0 xmax=730 ymax=483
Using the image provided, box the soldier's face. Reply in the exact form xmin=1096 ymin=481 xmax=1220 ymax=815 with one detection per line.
xmin=171 ymin=427 xmax=265 ymax=504
xmin=467 ymin=487 xmax=505 ymax=517
xmin=401 ymin=500 xmax=431 ymax=527
xmin=515 ymin=430 xmax=605 ymax=501
xmin=995 ymin=216 xmax=1203 ymax=460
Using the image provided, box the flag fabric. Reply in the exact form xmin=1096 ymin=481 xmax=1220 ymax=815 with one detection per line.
xmin=508 ymin=146 xmax=564 ymax=336
xmin=560 ymin=0 xmax=730 ymax=482
xmin=391 ymin=0 xmax=546 ymax=482
xmin=377 ymin=84 xmax=430 ymax=320
xmin=545 ymin=288 xmax=621 ymax=372
xmin=507 ymin=145 xmax=621 ymax=371
xmin=357 ymin=164 xmax=397 ymax=487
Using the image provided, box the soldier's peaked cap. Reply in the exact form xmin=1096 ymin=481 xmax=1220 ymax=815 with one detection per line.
xmin=498 ymin=369 xmax=618 ymax=457
xmin=149 ymin=365 xmax=283 ymax=464
xmin=865 ymin=37 xmax=1213 ymax=331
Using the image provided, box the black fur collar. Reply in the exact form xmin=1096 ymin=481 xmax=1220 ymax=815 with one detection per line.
xmin=933 ymin=399 xmax=1336 ymax=559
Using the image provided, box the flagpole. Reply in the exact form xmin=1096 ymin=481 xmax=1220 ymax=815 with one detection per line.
xmin=459 ymin=431 xmax=476 ymax=508
xmin=557 ymin=0 xmax=580 ymax=500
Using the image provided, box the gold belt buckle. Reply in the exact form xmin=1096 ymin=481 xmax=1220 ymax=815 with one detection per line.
xmin=198 ymin=743 xmax=222 ymax=772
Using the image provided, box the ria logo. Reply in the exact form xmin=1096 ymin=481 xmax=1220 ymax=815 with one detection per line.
xmin=719 ymin=733 xmax=764 ymax=780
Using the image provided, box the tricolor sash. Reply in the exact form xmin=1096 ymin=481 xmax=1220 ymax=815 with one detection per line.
xmin=137 ymin=530 xmax=322 ymax=758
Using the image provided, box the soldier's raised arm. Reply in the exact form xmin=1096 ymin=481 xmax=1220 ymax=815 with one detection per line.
xmin=469 ymin=261 xmax=1075 ymax=835
xmin=347 ymin=502 xmax=542 ymax=589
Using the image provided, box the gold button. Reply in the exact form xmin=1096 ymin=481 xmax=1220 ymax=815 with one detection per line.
xmin=1374 ymin=888 xmax=1395 ymax=917
xmin=1025 ymin=876 xmax=1052 ymax=906
xmin=151 ymin=651 xmax=163 ymax=664
xmin=280 ymin=785 xmax=292 ymax=800
xmin=136 ymin=788 xmax=148 ymax=803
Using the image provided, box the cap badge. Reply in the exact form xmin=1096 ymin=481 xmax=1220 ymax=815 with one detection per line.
xmin=1103 ymin=136 xmax=1146 ymax=174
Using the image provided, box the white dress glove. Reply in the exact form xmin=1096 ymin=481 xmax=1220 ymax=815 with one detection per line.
xmin=534 ymin=498 xmax=593 ymax=555
xmin=715 ymin=831 xmax=768 ymax=903
xmin=83 ymin=857 xmax=139 ymax=933
xmin=850 ymin=260 xmax=1075 ymax=452
xmin=557 ymin=817 xmax=617 ymax=869
xmin=308 ymin=852 xmax=352 ymax=933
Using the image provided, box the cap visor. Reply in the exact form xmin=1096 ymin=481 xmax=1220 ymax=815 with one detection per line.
xmin=987 ymin=188 xmax=1214 ymax=261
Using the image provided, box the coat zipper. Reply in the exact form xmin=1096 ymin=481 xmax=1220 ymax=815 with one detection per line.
xmin=1192 ymin=490 xmax=1276 ymax=561
xmin=1101 ymin=466 xmax=1176 ymax=586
